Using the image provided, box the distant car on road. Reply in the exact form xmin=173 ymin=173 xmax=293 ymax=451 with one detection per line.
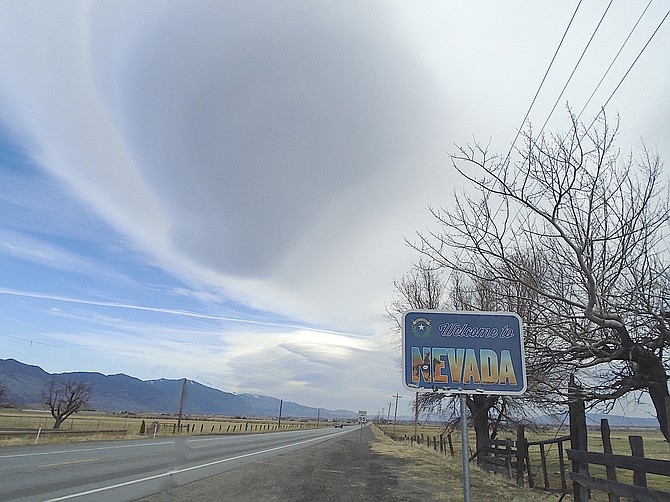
xmin=334 ymin=421 xmax=343 ymax=428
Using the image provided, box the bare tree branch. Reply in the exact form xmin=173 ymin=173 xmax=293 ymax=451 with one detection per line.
xmin=411 ymin=111 xmax=670 ymax=441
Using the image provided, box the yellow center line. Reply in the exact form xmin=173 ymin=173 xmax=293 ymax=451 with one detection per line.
xmin=40 ymin=458 xmax=100 ymax=469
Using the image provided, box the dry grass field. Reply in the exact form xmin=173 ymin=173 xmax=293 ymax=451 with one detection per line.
xmin=380 ymin=421 xmax=669 ymax=500
xmin=370 ymin=425 xmax=562 ymax=501
xmin=0 ymin=409 xmax=329 ymax=446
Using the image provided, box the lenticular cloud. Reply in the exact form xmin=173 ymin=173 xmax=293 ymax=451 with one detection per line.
xmin=0 ymin=2 xmax=449 ymax=326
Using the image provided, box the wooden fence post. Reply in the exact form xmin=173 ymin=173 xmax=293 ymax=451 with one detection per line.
xmin=600 ymin=419 xmax=620 ymax=502
xmin=628 ymin=436 xmax=647 ymax=489
xmin=539 ymin=443 xmax=549 ymax=488
xmin=557 ymin=438 xmax=567 ymax=493
xmin=516 ymin=424 xmax=526 ymax=487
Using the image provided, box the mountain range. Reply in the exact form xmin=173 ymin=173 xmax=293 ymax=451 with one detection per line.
xmin=0 ymin=358 xmax=356 ymax=419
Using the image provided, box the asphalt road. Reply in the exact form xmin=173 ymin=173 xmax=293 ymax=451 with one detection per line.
xmin=136 ymin=423 xmax=413 ymax=502
xmin=0 ymin=426 xmax=359 ymax=502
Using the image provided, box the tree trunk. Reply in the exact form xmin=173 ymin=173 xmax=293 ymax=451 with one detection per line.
xmin=613 ymin=325 xmax=669 ymax=443
xmin=467 ymin=395 xmax=495 ymax=464
xmin=635 ymin=349 xmax=670 ymax=443
xmin=620 ymin=338 xmax=670 ymax=443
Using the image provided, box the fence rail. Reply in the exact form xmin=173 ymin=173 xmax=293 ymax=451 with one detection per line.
xmin=479 ymin=421 xmax=670 ymax=502
xmin=567 ymin=435 xmax=670 ymax=502
xmin=479 ymin=428 xmax=571 ymax=494
xmin=479 ymin=438 xmax=518 ymax=479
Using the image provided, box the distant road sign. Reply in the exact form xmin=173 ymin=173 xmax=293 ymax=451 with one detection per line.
xmin=358 ymin=410 xmax=367 ymax=423
xmin=402 ymin=310 xmax=526 ymax=395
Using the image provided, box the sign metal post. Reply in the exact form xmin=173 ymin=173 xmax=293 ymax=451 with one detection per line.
xmin=460 ymin=394 xmax=471 ymax=502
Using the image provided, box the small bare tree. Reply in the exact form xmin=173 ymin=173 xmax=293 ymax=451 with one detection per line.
xmin=387 ymin=259 xmax=446 ymax=336
xmin=414 ymin=112 xmax=670 ymax=441
xmin=42 ymin=379 xmax=92 ymax=429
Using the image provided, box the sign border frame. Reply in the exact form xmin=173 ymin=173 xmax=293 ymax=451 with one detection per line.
xmin=401 ymin=309 xmax=527 ymax=396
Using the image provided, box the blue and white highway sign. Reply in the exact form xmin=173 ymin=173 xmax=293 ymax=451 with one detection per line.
xmin=402 ymin=310 xmax=527 ymax=395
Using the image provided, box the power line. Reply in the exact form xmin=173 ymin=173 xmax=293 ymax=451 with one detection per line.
xmin=537 ymin=0 xmax=614 ymax=138
xmin=504 ymin=0 xmax=583 ymax=166
xmin=493 ymin=5 xmax=669 ymax=267
xmin=478 ymin=1 xmax=584 ymax=253
xmin=0 ymin=331 xmax=75 ymax=351
xmin=497 ymin=1 xmax=618 ymax=240
xmin=583 ymin=6 xmax=670 ymax=136
xmin=576 ymin=0 xmax=654 ymax=123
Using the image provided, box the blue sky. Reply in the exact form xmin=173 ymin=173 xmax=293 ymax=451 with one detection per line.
xmin=0 ymin=1 xmax=668 ymax=417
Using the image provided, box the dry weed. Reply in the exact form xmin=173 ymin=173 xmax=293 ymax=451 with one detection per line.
xmin=370 ymin=426 xmax=561 ymax=502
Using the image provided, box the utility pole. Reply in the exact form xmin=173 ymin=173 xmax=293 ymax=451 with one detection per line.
xmin=392 ymin=394 xmax=402 ymax=438
xmin=386 ymin=401 xmax=392 ymax=434
xmin=278 ymin=399 xmax=283 ymax=429
xmin=177 ymin=378 xmax=187 ymax=433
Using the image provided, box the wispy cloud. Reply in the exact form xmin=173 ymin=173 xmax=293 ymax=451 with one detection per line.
xmin=0 ymin=287 xmax=365 ymax=337
xmin=0 ymin=230 xmax=133 ymax=284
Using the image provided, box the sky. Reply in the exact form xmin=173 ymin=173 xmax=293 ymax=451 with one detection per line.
xmin=0 ymin=1 xmax=668 ymax=419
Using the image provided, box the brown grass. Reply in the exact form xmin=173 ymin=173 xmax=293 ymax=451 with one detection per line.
xmin=375 ymin=422 xmax=669 ymax=501
xmin=0 ymin=410 xmax=329 ymax=447
xmin=370 ymin=425 xmax=561 ymax=501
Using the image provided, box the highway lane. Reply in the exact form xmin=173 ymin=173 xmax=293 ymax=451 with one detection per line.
xmin=0 ymin=425 xmax=361 ymax=501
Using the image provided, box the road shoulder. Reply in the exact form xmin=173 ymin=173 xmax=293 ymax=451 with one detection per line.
xmin=137 ymin=426 xmax=416 ymax=501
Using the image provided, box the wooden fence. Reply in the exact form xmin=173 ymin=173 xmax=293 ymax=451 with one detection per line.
xmin=567 ymin=419 xmax=670 ymax=502
xmin=479 ymin=420 xmax=669 ymax=501
xmin=479 ymin=425 xmax=571 ymax=495
xmin=398 ymin=432 xmax=456 ymax=456
xmin=478 ymin=437 xmax=518 ymax=479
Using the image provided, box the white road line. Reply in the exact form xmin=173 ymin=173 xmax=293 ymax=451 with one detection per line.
xmin=42 ymin=428 xmax=353 ymax=501
xmin=0 ymin=441 xmax=174 ymax=459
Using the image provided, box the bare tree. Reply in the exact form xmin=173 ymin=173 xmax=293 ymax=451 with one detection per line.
xmin=388 ymin=262 xmax=536 ymax=460
xmin=449 ymin=271 xmax=561 ymax=459
xmin=42 ymin=379 xmax=92 ymax=429
xmin=414 ymin=112 xmax=670 ymax=441
xmin=387 ymin=258 xmax=446 ymax=336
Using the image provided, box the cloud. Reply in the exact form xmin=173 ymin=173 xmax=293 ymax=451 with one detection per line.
xmin=0 ymin=2 xmax=454 ymax=333
xmin=25 ymin=311 xmax=390 ymax=410
xmin=2 ymin=2 xmax=668 ymax=413
xmin=0 ymin=232 xmax=134 ymax=286
xmin=0 ymin=288 xmax=366 ymax=337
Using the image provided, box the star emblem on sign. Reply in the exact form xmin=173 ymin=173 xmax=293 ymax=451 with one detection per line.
xmin=411 ymin=317 xmax=431 ymax=337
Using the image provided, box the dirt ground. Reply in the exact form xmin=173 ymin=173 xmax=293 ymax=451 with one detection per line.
xmin=136 ymin=426 xmax=562 ymax=502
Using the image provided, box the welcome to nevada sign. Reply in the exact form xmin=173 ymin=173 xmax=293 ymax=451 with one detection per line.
xmin=402 ymin=310 xmax=527 ymax=395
